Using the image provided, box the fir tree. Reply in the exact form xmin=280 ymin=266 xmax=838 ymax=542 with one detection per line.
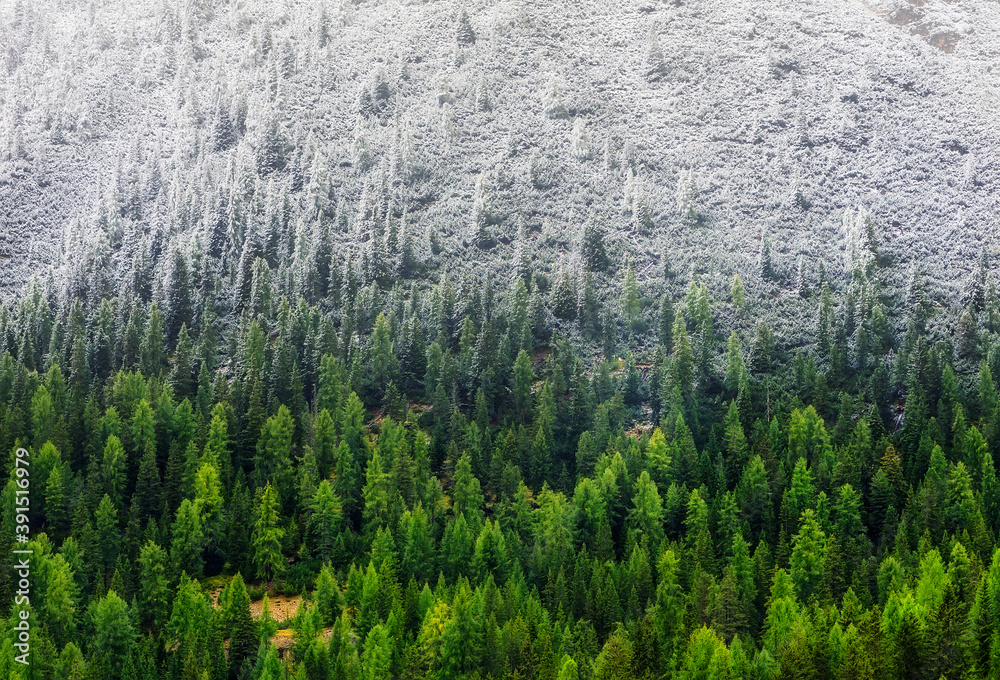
xmin=581 ymin=223 xmax=610 ymax=272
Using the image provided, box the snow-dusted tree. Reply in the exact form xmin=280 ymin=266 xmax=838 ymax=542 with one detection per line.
xmin=759 ymin=230 xmax=775 ymax=281
xmin=570 ymin=118 xmax=590 ymax=160
xmin=314 ymin=1 xmax=332 ymax=48
xmin=472 ymin=173 xmax=496 ymax=247
xmin=456 ymin=7 xmax=476 ymax=46
xmin=543 ymin=78 xmax=570 ymax=120
xmin=306 ymin=152 xmax=332 ymax=221
xmin=392 ymin=123 xmax=419 ymax=183
xmin=435 ymin=73 xmax=454 ymax=106
xmin=621 ymin=138 xmax=637 ymax=171
xmin=529 ymin=152 xmax=547 ymax=189
xmin=441 ymin=106 xmax=458 ymax=147
xmin=352 ymin=120 xmax=372 ymax=172
xmin=795 ymin=256 xmax=810 ymax=298
xmin=960 ymin=154 xmax=978 ymax=190
xmin=211 ymin=97 xmax=236 ymax=152
xmin=646 ymin=24 xmax=667 ymax=82
xmin=633 ymin=197 xmax=654 ymax=234
xmin=676 ymin=169 xmax=697 ymax=222
xmin=624 ymin=167 xmax=639 ymax=210
xmin=843 ymin=205 xmax=879 ymax=273
xmin=515 ymin=225 xmax=532 ymax=288
xmin=581 ymin=223 xmax=609 ymax=272
xmin=475 ymin=76 xmax=492 ymax=113
xmin=429 ymin=223 xmax=443 ymax=255
xmin=248 ymin=103 xmax=285 ymax=175
xmin=355 ymin=79 xmax=375 ymax=116
xmin=962 ymin=249 xmax=989 ymax=314
xmin=399 ymin=220 xmax=419 ymax=277
xmin=731 ymin=273 xmax=746 ymax=310
xmin=164 ymin=249 xmax=193 ymax=344
xmin=551 ymin=267 xmax=577 ymax=320
xmin=371 ymin=66 xmax=391 ymax=110
xmin=603 ymin=137 xmax=617 ymax=173
xmin=622 ymin=259 xmax=640 ymax=327
xmin=795 ymin=104 xmax=810 ymax=147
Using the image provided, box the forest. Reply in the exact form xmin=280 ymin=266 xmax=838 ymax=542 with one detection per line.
xmin=2 ymin=0 xmax=1000 ymax=678
xmin=0 ymin=218 xmax=998 ymax=680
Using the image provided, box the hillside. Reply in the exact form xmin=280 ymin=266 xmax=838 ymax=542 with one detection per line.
xmin=2 ymin=0 xmax=999 ymax=347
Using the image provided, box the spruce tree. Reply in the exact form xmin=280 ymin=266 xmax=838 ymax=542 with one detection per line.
xmin=581 ymin=223 xmax=610 ymax=272
xmin=551 ymin=268 xmax=577 ymax=321
xmin=164 ymin=249 xmax=193 ymax=344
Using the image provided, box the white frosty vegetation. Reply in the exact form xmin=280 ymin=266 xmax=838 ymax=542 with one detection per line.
xmin=843 ymin=205 xmax=879 ymax=272
xmin=570 ymin=118 xmax=590 ymax=160
xmin=676 ymin=169 xmax=697 ymax=223
xmin=475 ymin=76 xmax=493 ymax=113
xmin=646 ymin=23 xmax=667 ymax=82
xmin=542 ymin=77 xmax=569 ymax=120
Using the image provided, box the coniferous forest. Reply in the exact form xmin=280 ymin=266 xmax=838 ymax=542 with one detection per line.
xmin=3 ymin=0 xmax=1000 ymax=679
xmin=1 ymin=221 xmax=999 ymax=680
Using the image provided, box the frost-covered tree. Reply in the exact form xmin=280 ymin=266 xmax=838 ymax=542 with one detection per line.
xmin=731 ymin=273 xmax=746 ymax=310
xmin=622 ymin=260 xmax=640 ymax=327
xmin=570 ymin=118 xmax=590 ymax=160
xmin=474 ymin=75 xmax=492 ymax=113
xmin=646 ymin=24 xmax=668 ymax=82
xmin=843 ymin=205 xmax=879 ymax=273
xmin=456 ymin=7 xmax=476 ymax=46
xmin=962 ymin=248 xmax=989 ymax=314
xmin=164 ymin=249 xmax=193 ymax=344
xmin=543 ymin=78 xmax=570 ymax=120
xmin=551 ymin=268 xmax=577 ymax=321
xmin=472 ymin=173 xmax=496 ymax=249
xmin=248 ymin=103 xmax=285 ymax=175
xmin=352 ymin=120 xmax=373 ymax=172
xmin=758 ymin=230 xmax=776 ymax=281
xmin=581 ymin=223 xmax=609 ymax=272
xmin=676 ymin=169 xmax=697 ymax=222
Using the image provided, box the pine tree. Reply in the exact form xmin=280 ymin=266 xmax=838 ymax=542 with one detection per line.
xmin=88 ymin=591 xmax=138 ymax=680
xmin=646 ymin=23 xmax=668 ymax=82
xmin=164 ymin=249 xmax=193 ymax=344
xmin=474 ymin=75 xmax=492 ymax=113
xmin=622 ymin=260 xmax=640 ymax=328
xmin=581 ymin=223 xmax=610 ymax=272
xmin=759 ymin=231 xmax=775 ymax=281
xmin=543 ymin=77 xmax=570 ymax=120
xmin=140 ymin=303 xmax=167 ymax=376
xmin=789 ymin=508 xmax=826 ymax=601
xmin=307 ymin=480 xmax=342 ymax=561
xmin=455 ymin=7 xmax=476 ymax=46
xmin=513 ymin=349 xmax=534 ymax=425
xmin=253 ymin=482 xmax=285 ymax=583
xmin=731 ymin=273 xmax=746 ymax=311
xmin=170 ymin=498 xmax=205 ymax=579
xmin=628 ymin=471 xmax=665 ymax=549
xmin=963 ymin=248 xmax=989 ymax=313
xmin=552 ymin=268 xmax=577 ymax=321
xmin=253 ymin=404 xmax=295 ymax=505
xmin=218 ymin=573 xmax=258 ymax=679
xmin=137 ymin=540 xmax=169 ymax=634
xmin=676 ymin=170 xmax=696 ymax=223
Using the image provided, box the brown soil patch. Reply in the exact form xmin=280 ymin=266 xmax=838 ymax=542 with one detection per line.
xmin=208 ymin=581 xmax=304 ymax=624
xmin=861 ymin=0 xmax=963 ymax=53
xmin=250 ymin=594 xmax=302 ymax=622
